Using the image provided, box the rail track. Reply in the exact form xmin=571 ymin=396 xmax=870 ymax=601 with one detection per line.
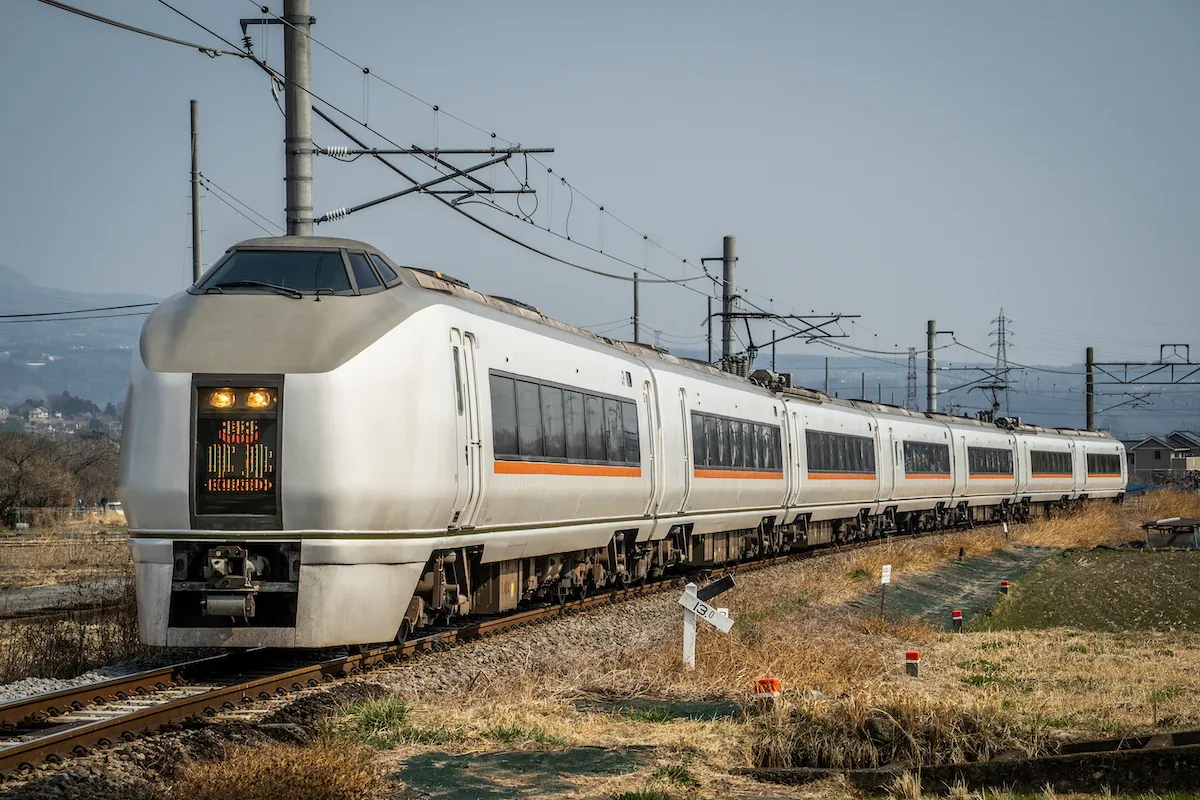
xmin=0 ymin=524 xmax=988 ymax=779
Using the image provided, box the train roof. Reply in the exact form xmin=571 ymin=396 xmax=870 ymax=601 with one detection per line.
xmin=202 ymin=237 xmax=1114 ymax=442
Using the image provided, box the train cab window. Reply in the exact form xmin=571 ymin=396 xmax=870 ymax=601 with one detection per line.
xmin=584 ymin=395 xmax=605 ymax=461
xmin=565 ymin=391 xmax=587 ymax=460
xmin=622 ymin=402 xmax=639 ymax=463
xmin=490 ymin=375 xmax=518 ymax=456
xmin=196 ymin=249 xmax=353 ymax=295
xmin=515 ymin=380 xmax=543 ymax=457
xmin=368 ymin=254 xmax=400 ymax=284
xmin=540 ymin=386 xmax=566 ymax=458
xmin=348 ymin=253 xmax=381 ymax=291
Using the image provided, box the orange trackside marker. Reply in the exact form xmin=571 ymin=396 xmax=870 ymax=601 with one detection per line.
xmin=905 ymin=650 xmax=920 ymax=678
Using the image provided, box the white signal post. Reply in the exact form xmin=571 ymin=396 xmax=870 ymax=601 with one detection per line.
xmin=680 ymin=579 xmax=735 ymax=670
xmin=879 ymin=563 xmax=892 ymax=619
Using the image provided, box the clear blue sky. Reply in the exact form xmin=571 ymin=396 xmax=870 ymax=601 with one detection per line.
xmin=1 ymin=0 xmax=1198 ymax=367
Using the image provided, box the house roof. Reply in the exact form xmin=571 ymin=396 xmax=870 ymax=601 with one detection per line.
xmin=1129 ymin=435 xmax=1186 ymax=452
xmin=1167 ymin=430 xmax=1200 ymax=449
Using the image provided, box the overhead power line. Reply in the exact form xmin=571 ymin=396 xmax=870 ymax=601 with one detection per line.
xmin=0 ymin=311 xmax=151 ymax=324
xmin=32 ymin=0 xmax=247 ymax=58
xmin=0 ymin=303 xmax=158 ymax=319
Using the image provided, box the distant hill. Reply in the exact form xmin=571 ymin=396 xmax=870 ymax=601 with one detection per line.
xmin=0 ymin=265 xmax=161 ymax=407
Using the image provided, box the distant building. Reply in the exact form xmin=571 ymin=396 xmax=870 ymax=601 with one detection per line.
xmin=0 ymin=408 xmax=8 ymax=422
xmin=1128 ymin=430 xmax=1200 ymax=483
xmin=30 ymin=407 xmax=49 ymax=420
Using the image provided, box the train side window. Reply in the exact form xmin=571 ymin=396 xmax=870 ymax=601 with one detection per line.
xmin=348 ymin=253 xmax=381 ymax=290
xmin=515 ymin=380 xmax=543 ymax=458
xmin=452 ymin=347 xmax=463 ymax=415
xmin=584 ymin=395 xmax=605 ymax=461
xmin=705 ymin=416 xmax=718 ymax=466
xmin=691 ymin=413 xmax=706 ymax=467
xmin=603 ymin=398 xmax=624 ymax=463
xmin=772 ymin=428 xmax=783 ymax=470
xmin=716 ymin=418 xmax=729 ymax=467
xmin=565 ymin=391 xmax=587 ymax=460
xmin=541 ymin=385 xmax=566 ymax=459
xmin=750 ymin=424 xmax=761 ymax=469
xmin=622 ymin=401 xmax=639 ymax=464
xmin=489 ymin=374 xmax=518 ymax=457
xmin=730 ymin=420 xmax=742 ymax=468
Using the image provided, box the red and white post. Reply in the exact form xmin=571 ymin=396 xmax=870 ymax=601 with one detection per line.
xmin=951 ymin=609 xmax=963 ymax=633
xmin=905 ymin=650 xmax=920 ymax=678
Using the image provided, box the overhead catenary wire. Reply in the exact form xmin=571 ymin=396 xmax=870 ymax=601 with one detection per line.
xmin=236 ymin=0 xmax=716 ymax=289
xmin=0 ymin=311 xmax=152 ymax=324
xmin=199 ymin=173 xmax=285 ymax=234
xmin=0 ymin=303 xmax=158 ymax=319
xmin=200 ymin=177 xmax=284 ymax=237
xmin=31 ymin=0 xmax=248 ymax=58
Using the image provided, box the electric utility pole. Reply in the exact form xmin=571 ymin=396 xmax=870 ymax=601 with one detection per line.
xmin=284 ymin=0 xmax=314 ymax=236
xmin=190 ymin=99 xmax=202 ymax=281
xmin=721 ymin=235 xmax=737 ymax=367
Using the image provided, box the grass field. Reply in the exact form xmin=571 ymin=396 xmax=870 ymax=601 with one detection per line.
xmin=977 ymin=548 xmax=1200 ymax=632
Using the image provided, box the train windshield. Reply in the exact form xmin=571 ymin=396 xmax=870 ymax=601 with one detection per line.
xmin=196 ymin=250 xmax=354 ymax=295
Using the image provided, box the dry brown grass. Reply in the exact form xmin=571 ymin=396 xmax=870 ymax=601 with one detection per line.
xmin=0 ymin=518 xmax=129 ymax=589
xmin=163 ymin=741 xmax=386 ymax=800
xmin=330 ymin=491 xmax=1200 ymax=792
xmin=0 ymin=575 xmax=147 ymax=681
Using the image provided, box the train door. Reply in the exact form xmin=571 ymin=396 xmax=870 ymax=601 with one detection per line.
xmin=878 ymin=425 xmax=896 ymax=501
xmin=677 ymin=388 xmax=692 ymax=512
xmin=449 ymin=329 xmax=483 ymax=528
xmin=642 ymin=379 xmax=661 ymax=516
xmin=785 ymin=409 xmax=802 ymax=509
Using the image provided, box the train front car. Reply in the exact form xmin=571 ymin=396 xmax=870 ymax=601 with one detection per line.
xmin=120 ymin=237 xmax=452 ymax=648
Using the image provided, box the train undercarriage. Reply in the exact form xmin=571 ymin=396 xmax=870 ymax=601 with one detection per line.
xmin=162 ymin=494 xmax=1117 ymax=646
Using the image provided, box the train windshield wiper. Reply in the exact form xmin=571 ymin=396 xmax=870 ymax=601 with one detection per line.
xmin=212 ymin=281 xmax=303 ymax=299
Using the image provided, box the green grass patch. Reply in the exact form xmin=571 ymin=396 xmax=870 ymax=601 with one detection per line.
xmin=620 ymin=707 xmax=677 ymax=724
xmin=650 ymin=764 xmax=699 ymax=787
xmin=972 ymin=549 xmax=1200 ymax=632
xmin=614 ymin=791 xmax=670 ymax=800
xmin=331 ymin=697 xmax=461 ymax=748
xmin=482 ymin=722 xmax=567 ymax=746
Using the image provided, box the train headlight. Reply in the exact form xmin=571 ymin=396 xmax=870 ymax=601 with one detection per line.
xmin=208 ymin=389 xmax=235 ymax=409
xmin=245 ymin=389 xmax=274 ymax=409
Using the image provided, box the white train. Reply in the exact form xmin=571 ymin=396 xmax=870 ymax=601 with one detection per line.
xmin=120 ymin=236 xmax=1126 ymax=648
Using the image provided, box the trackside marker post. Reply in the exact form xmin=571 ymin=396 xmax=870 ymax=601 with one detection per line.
xmin=905 ymin=650 xmax=920 ymax=678
xmin=879 ymin=564 xmax=891 ymax=619
xmin=1000 ymin=580 xmax=1011 ymax=596
xmin=680 ymin=577 xmax=736 ymax=670
xmin=755 ymin=677 xmax=782 ymax=710
xmin=952 ymin=609 xmax=963 ymax=633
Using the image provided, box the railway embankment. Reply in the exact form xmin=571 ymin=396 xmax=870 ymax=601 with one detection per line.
xmin=4 ymin=490 xmax=1199 ymax=799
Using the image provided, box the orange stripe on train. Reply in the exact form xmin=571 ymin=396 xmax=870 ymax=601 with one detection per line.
xmin=904 ymin=473 xmax=951 ymax=479
xmin=494 ymin=461 xmax=642 ymax=478
xmin=1031 ymin=473 xmax=1073 ymax=479
xmin=968 ymin=473 xmax=1014 ymax=479
xmin=806 ymin=472 xmax=876 ymax=481
xmin=1088 ymin=473 xmax=1122 ymax=478
xmin=693 ymin=469 xmax=785 ymax=480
